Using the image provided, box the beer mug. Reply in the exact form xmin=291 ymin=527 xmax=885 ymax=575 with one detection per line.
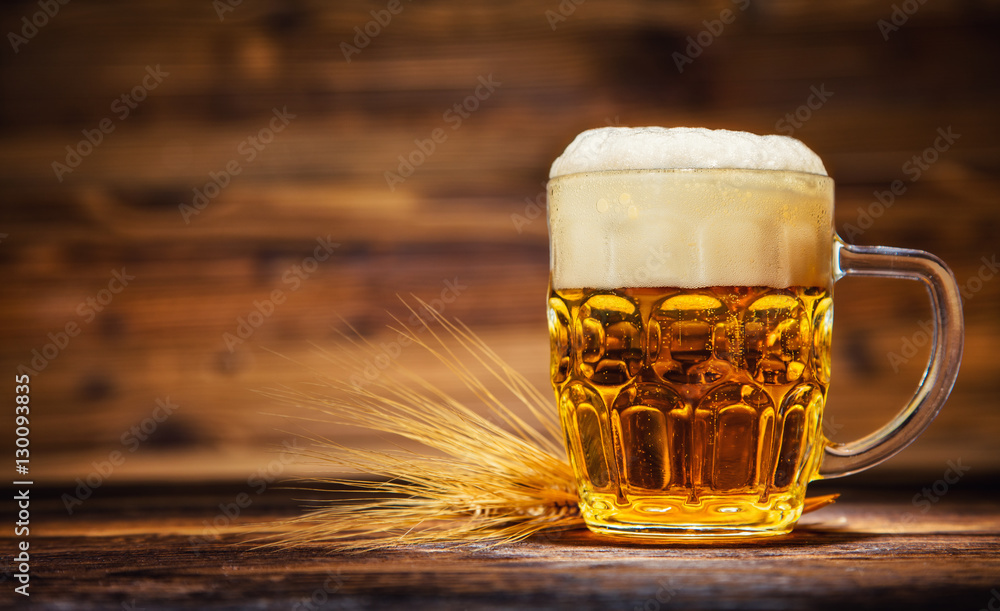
xmin=546 ymin=127 xmax=964 ymax=538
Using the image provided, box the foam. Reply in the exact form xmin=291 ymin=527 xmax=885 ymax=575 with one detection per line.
xmin=546 ymin=128 xmax=833 ymax=290
xmin=549 ymin=127 xmax=827 ymax=178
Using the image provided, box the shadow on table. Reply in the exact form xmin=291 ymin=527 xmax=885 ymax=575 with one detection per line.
xmin=519 ymin=522 xmax=881 ymax=551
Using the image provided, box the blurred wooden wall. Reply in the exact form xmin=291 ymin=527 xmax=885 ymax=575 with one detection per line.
xmin=1 ymin=0 xmax=998 ymax=483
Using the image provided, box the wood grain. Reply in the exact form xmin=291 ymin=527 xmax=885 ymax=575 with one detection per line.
xmin=0 ymin=0 xmax=998 ymax=483
xmin=10 ymin=482 xmax=1000 ymax=610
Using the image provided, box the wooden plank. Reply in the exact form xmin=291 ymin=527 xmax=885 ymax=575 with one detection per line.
xmin=1 ymin=0 xmax=996 ymax=484
xmin=8 ymin=483 xmax=1000 ymax=609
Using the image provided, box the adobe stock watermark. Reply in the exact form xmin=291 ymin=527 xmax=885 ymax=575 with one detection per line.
xmin=17 ymin=268 xmax=135 ymax=377
xmin=823 ymin=414 xmax=845 ymax=440
xmin=384 ymin=74 xmax=501 ymax=191
xmin=896 ymin=458 xmax=970 ymax=527
xmin=980 ymin=589 xmax=1000 ymax=611
xmin=179 ymin=106 xmax=295 ymax=224
xmin=510 ymin=181 xmax=547 ymax=234
xmin=349 ymin=277 xmax=468 ymax=389
xmin=7 ymin=0 xmax=70 ymax=53
xmin=212 ymin=0 xmax=242 ymax=21
xmin=887 ymin=254 xmax=996 ymax=372
xmin=545 ymin=0 xmax=586 ymax=31
xmin=672 ymin=0 xmax=750 ymax=73
xmin=841 ymin=126 xmax=960 ymax=243
xmin=188 ymin=439 xmax=299 ymax=554
xmin=775 ymin=84 xmax=834 ymax=136
xmin=634 ymin=578 xmax=678 ymax=611
xmin=51 ymin=65 xmax=169 ymax=182
xmin=223 ymin=236 xmax=340 ymax=352
xmin=340 ymin=0 xmax=412 ymax=62
xmin=292 ymin=571 xmax=344 ymax=611
xmin=877 ymin=0 xmax=929 ymax=41
xmin=61 ymin=397 xmax=179 ymax=514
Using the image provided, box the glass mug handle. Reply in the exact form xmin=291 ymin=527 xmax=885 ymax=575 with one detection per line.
xmin=818 ymin=238 xmax=965 ymax=478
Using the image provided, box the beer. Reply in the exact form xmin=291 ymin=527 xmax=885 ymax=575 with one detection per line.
xmin=546 ymin=126 xmax=964 ymax=537
xmin=547 ymin=127 xmax=835 ymax=536
xmin=548 ymin=284 xmax=831 ymax=535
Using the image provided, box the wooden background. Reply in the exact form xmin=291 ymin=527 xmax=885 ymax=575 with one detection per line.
xmin=1 ymin=0 xmax=998 ymax=487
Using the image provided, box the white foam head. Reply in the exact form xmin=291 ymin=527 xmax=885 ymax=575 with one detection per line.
xmin=550 ymin=126 xmax=827 ymax=178
xmin=547 ymin=127 xmax=833 ymax=290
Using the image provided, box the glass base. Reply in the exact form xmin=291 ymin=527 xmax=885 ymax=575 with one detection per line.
xmin=580 ymin=491 xmax=803 ymax=540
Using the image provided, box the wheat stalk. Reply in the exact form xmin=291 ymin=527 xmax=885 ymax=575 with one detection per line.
xmin=258 ymin=300 xmax=581 ymax=551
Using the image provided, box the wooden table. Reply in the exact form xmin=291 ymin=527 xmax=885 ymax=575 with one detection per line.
xmin=11 ymin=478 xmax=999 ymax=610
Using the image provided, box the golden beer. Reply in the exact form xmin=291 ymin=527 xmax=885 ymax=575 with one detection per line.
xmin=548 ymin=285 xmax=831 ymax=535
xmin=546 ymin=128 xmax=835 ymax=536
xmin=546 ymin=126 xmax=964 ymax=538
